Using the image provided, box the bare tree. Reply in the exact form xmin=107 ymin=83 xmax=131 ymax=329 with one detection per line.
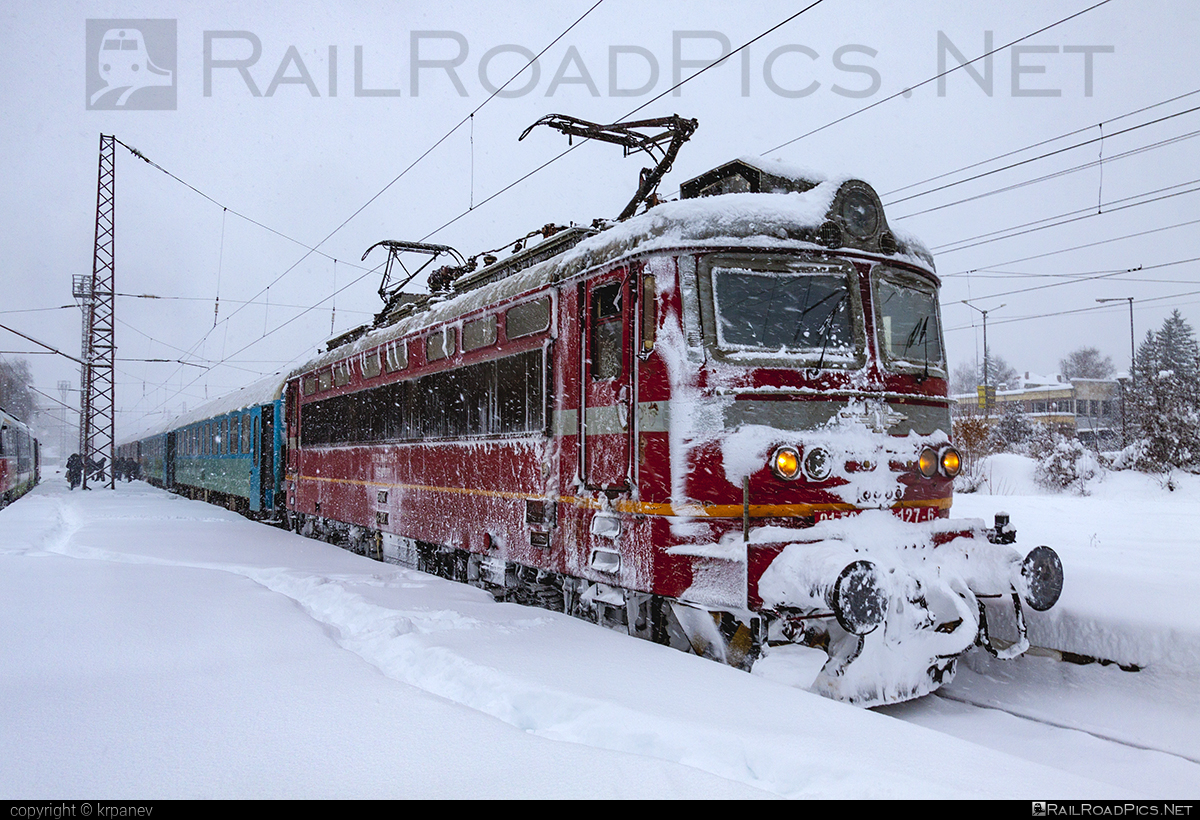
xmin=951 ymin=356 xmax=1019 ymax=394
xmin=1059 ymin=347 xmax=1115 ymax=380
xmin=0 ymin=357 xmax=35 ymax=422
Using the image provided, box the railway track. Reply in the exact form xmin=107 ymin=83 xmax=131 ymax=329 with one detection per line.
xmin=874 ymin=654 xmax=1200 ymax=796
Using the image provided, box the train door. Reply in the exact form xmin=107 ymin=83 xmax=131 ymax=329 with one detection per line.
xmin=581 ymin=270 xmax=633 ymax=493
xmin=259 ymin=405 xmax=275 ymax=510
xmin=285 ymin=383 xmax=300 ymax=513
xmin=165 ymin=432 xmax=176 ymax=488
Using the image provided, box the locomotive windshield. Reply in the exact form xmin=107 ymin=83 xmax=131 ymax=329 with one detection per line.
xmin=710 ymin=260 xmax=860 ymax=364
xmin=873 ymin=268 xmax=945 ymax=373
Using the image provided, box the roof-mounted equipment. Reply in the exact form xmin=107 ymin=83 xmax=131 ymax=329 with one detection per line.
xmin=520 ymin=113 xmax=698 ymax=221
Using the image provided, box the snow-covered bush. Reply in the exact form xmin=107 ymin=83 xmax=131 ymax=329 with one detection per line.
xmin=988 ymin=403 xmax=1034 ymax=454
xmin=952 ymin=412 xmax=992 ymax=493
xmin=1033 ymin=432 xmax=1099 ymax=493
xmin=1105 ymin=439 xmax=1149 ymax=472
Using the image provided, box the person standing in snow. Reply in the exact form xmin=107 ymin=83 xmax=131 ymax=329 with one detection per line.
xmin=66 ymin=453 xmax=83 ymax=490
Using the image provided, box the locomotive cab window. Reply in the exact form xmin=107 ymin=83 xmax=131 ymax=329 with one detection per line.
xmin=700 ymin=254 xmax=864 ymax=368
xmin=872 ymin=266 xmax=945 ymax=375
xmin=591 ymin=281 xmax=624 ymax=380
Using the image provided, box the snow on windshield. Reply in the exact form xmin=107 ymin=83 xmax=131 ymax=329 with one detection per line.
xmin=713 ymin=267 xmax=855 ymax=356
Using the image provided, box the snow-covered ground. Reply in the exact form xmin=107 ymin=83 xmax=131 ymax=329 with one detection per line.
xmin=2 ymin=457 xmax=1197 ymax=798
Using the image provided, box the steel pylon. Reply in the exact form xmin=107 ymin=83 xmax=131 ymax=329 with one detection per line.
xmin=80 ymin=134 xmax=116 ymax=489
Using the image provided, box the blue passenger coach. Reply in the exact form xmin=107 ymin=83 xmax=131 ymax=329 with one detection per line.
xmin=126 ymin=374 xmax=286 ymax=518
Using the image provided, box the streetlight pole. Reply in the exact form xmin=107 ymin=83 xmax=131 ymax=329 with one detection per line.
xmin=962 ymin=301 xmax=1005 ymax=418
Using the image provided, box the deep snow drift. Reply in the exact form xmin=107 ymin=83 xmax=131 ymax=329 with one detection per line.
xmin=1 ymin=456 xmax=1197 ymax=798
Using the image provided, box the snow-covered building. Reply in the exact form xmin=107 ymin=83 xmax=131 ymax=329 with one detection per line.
xmin=953 ymin=372 xmax=1123 ymax=447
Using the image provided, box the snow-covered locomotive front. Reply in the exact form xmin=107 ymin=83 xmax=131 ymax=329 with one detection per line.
xmin=647 ymin=158 xmax=1064 ymax=705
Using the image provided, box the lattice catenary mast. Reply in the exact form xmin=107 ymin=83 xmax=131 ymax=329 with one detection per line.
xmin=79 ymin=134 xmax=116 ymax=489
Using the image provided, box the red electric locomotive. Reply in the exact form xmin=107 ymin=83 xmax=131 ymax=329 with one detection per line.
xmin=284 ymin=132 xmax=1062 ymax=705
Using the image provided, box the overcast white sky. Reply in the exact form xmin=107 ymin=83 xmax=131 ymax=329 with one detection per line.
xmin=2 ymin=0 xmax=1198 ymax=438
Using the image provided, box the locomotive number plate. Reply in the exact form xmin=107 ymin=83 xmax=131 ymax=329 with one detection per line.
xmin=816 ymin=506 xmax=939 ymax=524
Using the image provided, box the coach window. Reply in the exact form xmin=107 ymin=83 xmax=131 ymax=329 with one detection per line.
xmin=591 ymin=282 xmax=623 ymax=380
xmin=318 ymin=369 xmax=333 ymax=391
xmin=242 ymin=414 xmax=251 ymax=453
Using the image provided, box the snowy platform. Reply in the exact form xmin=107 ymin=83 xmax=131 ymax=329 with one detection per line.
xmin=2 ymin=464 xmax=1196 ymax=798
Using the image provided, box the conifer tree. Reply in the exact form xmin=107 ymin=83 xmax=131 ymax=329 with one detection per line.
xmin=1129 ymin=310 xmax=1200 ymax=470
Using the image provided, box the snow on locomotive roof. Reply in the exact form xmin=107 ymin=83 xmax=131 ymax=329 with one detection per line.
xmin=294 ymin=162 xmax=936 ymax=375
xmin=126 ymin=371 xmax=287 ymax=442
xmin=0 ymin=406 xmax=34 ymax=434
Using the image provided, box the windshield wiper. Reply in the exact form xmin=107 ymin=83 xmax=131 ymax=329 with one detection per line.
xmin=792 ymin=288 xmax=846 ymax=346
xmin=903 ymin=315 xmax=929 ymax=354
xmin=815 ymin=292 xmax=848 ymax=369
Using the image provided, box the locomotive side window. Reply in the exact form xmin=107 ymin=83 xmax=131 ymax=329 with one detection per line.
xmin=463 ymin=315 xmax=498 ymax=352
xmin=591 ymin=281 xmax=623 ymax=380
xmin=385 ymin=340 xmax=407 ymax=373
xmin=300 ymin=348 xmax=545 ymax=446
xmin=362 ymin=350 xmax=382 ymax=379
xmin=427 ymin=327 xmax=456 ymax=362
xmin=873 ymin=267 xmax=945 ymax=374
xmin=506 ymin=297 xmax=551 ymax=339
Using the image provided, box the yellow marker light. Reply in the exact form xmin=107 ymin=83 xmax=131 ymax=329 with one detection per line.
xmin=940 ymin=447 xmax=962 ymax=477
xmin=772 ymin=446 xmax=801 ymax=481
xmin=917 ymin=447 xmax=938 ymax=478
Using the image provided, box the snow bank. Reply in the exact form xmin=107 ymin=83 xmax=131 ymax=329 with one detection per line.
xmin=954 ymin=455 xmax=1200 ymax=679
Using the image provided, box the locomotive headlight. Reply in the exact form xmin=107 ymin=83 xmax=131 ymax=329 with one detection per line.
xmin=940 ymin=447 xmax=962 ymax=477
xmin=838 ymin=188 xmax=881 ymax=240
xmin=803 ymin=446 xmax=833 ymax=481
xmin=917 ymin=447 xmax=938 ymax=478
xmin=771 ymin=446 xmax=801 ymax=481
